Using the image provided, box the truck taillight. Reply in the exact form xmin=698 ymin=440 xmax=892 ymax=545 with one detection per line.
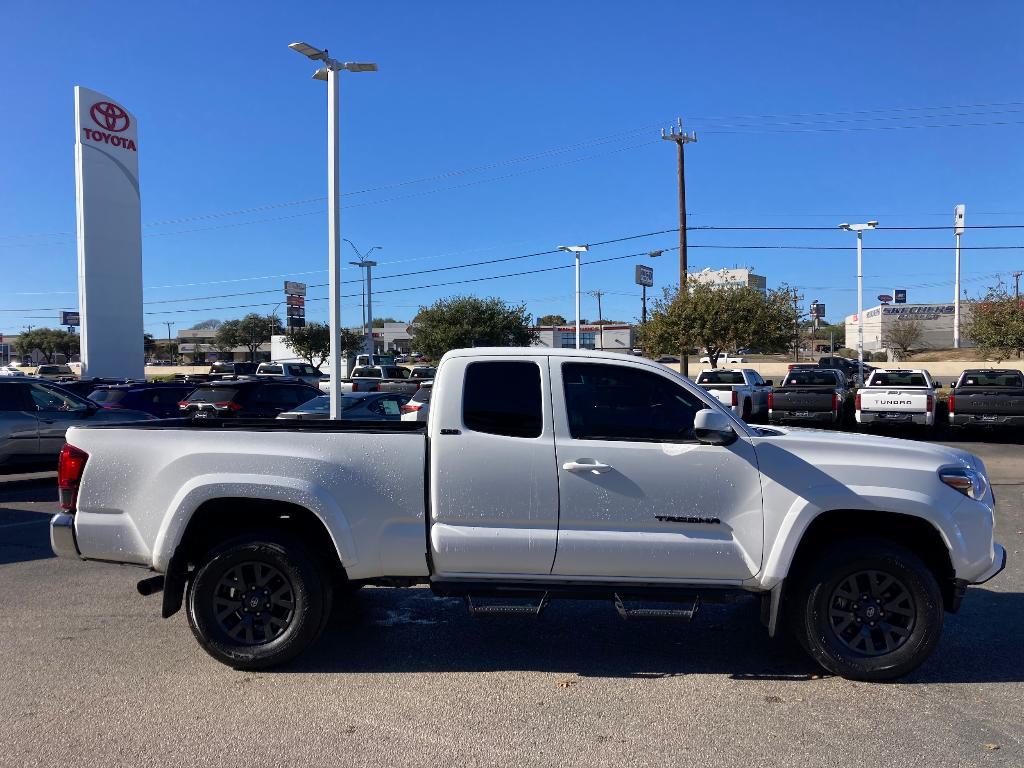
xmin=731 ymin=390 xmax=738 ymax=407
xmin=947 ymin=394 xmax=955 ymax=414
xmin=767 ymin=392 xmax=774 ymax=410
xmin=400 ymin=403 xmax=421 ymax=415
xmin=213 ymin=401 xmax=243 ymax=411
xmin=58 ymin=444 xmax=89 ymax=512
xmin=832 ymin=393 xmax=840 ymax=412
xmin=926 ymin=395 xmax=934 ymax=413
xmin=177 ymin=401 xmax=191 ymax=409
xmin=855 ymin=393 xmax=861 ymax=411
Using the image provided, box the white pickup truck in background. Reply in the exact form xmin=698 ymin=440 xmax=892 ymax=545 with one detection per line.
xmin=856 ymin=369 xmax=941 ymax=428
xmin=50 ymin=348 xmax=1004 ymax=681
xmin=695 ymin=368 xmax=772 ymax=421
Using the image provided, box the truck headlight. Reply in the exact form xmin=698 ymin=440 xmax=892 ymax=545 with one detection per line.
xmin=939 ymin=467 xmax=990 ymax=501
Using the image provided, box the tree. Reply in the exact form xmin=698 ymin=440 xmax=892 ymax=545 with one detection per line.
xmin=411 ymin=296 xmax=537 ymax=359
xmin=965 ymin=285 xmax=1024 ymax=361
xmin=14 ymin=328 xmax=78 ymax=364
xmin=884 ymin=317 xmax=925 ymax=361
xmin=53 ymin=330 xmax=80 ymax=362
xmin=537 ymin=314 xmax=567 ymax=326
xmin=213 ymin=314 xmax=282 ymax=362
xmin=189 ymin=319 xmax=223 ymax=330
xmin=638 ymin=282 xmax=799 ymax=367
xmin=371 ymin=317 xmax=402 ymax=327
xmin=339 ymin=328 xmax=366 ymax=358
xmin=213 ymin=320 xmax=241 ymax=358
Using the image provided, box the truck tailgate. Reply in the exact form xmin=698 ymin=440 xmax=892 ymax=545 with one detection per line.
xmin=954 ymin=389 xmax=1024 ymax=415
xmin=860 ymin=390 xmax=931 ymax=413
xmin=772 ymin=388 xmax=836 ymax=413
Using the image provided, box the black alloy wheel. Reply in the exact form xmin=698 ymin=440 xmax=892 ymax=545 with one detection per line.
xmin=212 ymin=561 xmax=296 ymax=646
xmin=826 ymin=569 xmax=915 ymax=656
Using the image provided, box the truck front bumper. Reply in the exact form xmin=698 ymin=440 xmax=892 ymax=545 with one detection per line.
xmin=50 ymin=513 xmax=81 ymax=559
xmin=972 ymin=543 xmax=1007 ymax=585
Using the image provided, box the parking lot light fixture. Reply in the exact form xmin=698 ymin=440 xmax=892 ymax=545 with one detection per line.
xmin=559 ymin=245 xmax=590 ymax=349
xmin=288 ymin=41 xmax=378 ymax=419
xmin=838 ymin=220 xmax=879 ymax=387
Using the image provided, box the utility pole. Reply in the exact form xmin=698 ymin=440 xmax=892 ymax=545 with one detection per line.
xmin=790 ymin=289 xmax=803 ymax=362
xmin=953 ymin=204 xmax=965 ymax=348
xmin=588 ymin=290 xmax=605 ymax=350
xmin=164 ymin=322 xmax=175 ymax=362
xmin=661 ymin=118 xmax=696 ymax=377
xmin=1014 ymin=270 xmax=1022 ymax=300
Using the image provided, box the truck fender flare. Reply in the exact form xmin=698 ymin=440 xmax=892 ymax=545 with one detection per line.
xmin=151 ymin=473 xmax=359 ymax=573
xmin=758 ymin=484 xmax=955 ymax=590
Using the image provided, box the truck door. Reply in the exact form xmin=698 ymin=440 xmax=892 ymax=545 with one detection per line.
xmin=428 ymin=356 xmax=559 ymax=576
xmin=550 ymin=360 xmax=763 ymax=582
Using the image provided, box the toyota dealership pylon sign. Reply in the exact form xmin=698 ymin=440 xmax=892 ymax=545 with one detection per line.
xmin=74 ymin=86 xmax=143 ymax=379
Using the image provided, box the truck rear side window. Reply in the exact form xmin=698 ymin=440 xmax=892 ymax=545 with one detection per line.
xmin=463 ymin=361 xmax=542 ymax=438
xmin=562 ymin=362 xmax=701 ymax=442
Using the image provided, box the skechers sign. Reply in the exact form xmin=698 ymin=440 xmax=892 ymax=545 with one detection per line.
xmin=865 ymin=304 xmax=955 ymax=322
xmin=81 ymin=100 xmax=137 ymax=151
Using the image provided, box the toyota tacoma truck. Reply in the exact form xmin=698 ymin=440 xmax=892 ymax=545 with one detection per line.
xmin=856 ymin=368 xmax=940 ymax=428
xmin=768 ymin=368 xmax=850 ymax=427
xmin=50 ymin=348 xmax=1005 ymax=680
xmin=948 ymin=369 xmax=1024 ymax=430
xmin=695 ymin=368 xmax=771 ymax=422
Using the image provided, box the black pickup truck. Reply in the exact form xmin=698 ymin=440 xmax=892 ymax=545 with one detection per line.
xmin=948 ymin=369 xmax=1024 ymax=429
xmin=769 ymin=368 xmax=850 ymax=426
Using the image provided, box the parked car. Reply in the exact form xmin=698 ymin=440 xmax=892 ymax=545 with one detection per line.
xmin=178 ymin=380 xmax=321 ymax=419
xmin=655 ymin=355 xmax=680 ymax=364
xmin=768 ymin=368 xmax=850 ymax=427
xmin=255 ymin=361 xmax=324 ymax=387
xmin=51 ymin=347 xmax=1005 ymax=680
xmin=856 ymin=369 xmax=940 ymax=428
xmin=88 ymin=382 xmax=198 ymax=419
xmin=34 ymin=364 xmax=77 ymax=380
xmin=0 ymin=364 xmax=27 ymax=377
xmin=695 ymin=368 xmax=771 ymax=421
xmin=818 ymin=356 xmax=875 ymax=386
xmin=49 ymin=377 xmax=132 ymax=400
xmin=400 ymin=381 xmax=432 ymax=422
xmin=0 ymin=379 xmax=153 ymax=471
xmin=347 ymin=365 xmax=414 ymax=393
xmin=394 ymin=354 xmax=409 ymax=364
xmin=209 ymin=361 xmax=259 ymax=377
xmin=948 ymin=369 xmax=1024 ymax=430
xmin=699 ymin=353 xmax=747 ymax=365
xmin=277 ymin=392 xmax=411 ymax=421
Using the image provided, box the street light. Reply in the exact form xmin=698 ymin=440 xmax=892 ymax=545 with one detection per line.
xmin=838 ymin=220 xmax=879 ymax=387
xmin=344 ymin=240 xmax=382 ymax=354
xmin=559 ymin=245 xmax=589 ymax=349
xmin=288 ymin=41 xmax=377 ymax=419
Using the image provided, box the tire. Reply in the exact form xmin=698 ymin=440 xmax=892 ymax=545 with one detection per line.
xmin=789 ymin=538 xmax=943 ymax=681
xmin=741 ymin=399 xmax=752 ymax=422
xmin=186 ymin=532 xmax=332 ymax=670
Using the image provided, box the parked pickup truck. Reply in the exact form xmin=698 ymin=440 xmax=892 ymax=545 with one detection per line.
xmin=768 ymin=368 xmax=849 ymax=427
xmin=50 ymin=348 xmax=1005 ymax=680
xmin=377 ymin=366 xmax=435 ymax=395
xmin=320 ymin=365 xmax=414 ymax=394
xmin=949 ymin=369 xmax=1024 ymax=429
xmin=695 ymin=368 xmax=771 ymax=421
xmin=856 ymin=369 xmax=940 ymax=428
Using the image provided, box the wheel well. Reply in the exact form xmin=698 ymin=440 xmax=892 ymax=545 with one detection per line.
xmin=177 ymin=498 xmax=346 ymax=581
xmin=787 ymin=509 xmax=957 ymax=611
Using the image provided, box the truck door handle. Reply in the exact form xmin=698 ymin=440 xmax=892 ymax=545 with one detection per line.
xmin=562 ymin=459 xmax=612 ymax=474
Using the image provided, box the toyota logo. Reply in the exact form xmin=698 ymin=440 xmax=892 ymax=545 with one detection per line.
xmin=90 ymin=101 xmax=130 ymax=133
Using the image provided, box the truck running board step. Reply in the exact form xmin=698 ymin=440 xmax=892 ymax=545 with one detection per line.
xmin=614 ymin=593 xmax=700 ymax=621
xmin=465 ymin=592 xmax=549 ymax=617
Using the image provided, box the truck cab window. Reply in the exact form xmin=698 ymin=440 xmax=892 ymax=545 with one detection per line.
xmin=463 ymin=361 xmax=542 ymax=438
xmin=562 ymin=362 xmax=701 ymax=442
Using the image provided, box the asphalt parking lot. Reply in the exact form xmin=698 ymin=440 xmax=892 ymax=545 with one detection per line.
xmin=1 ymin=437 xmax=1021 ymax=768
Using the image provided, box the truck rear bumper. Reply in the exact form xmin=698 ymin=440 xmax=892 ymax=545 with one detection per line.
xmin=769 ymin=411 xmax=837 ymax=424
xmin=857 ymin=411 xmax=931 ymax=426
xmin=50 ymin=513 xmax=81 ymax=559
xmin=950 ymin=413 xmax=1024 ymax=427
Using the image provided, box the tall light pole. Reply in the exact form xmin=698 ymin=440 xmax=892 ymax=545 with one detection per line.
xmin=839 ymin=220 xmax=879 ymax=386
xmin=559 ymin=245 xmax=589 ymax=349
xmin=588 ymin=290 xmax=605 ymax=350
xmin=953 ymin=204 xmax=965 ymax=348
xmin=345 ymin=240 xmax=382 ymax=357
xmin=289 ymin=41 xmax=377 ymax=418
xmin=643 ymin=250 xmax=664 ymax=325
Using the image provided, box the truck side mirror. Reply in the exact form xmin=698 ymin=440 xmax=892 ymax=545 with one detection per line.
xmin=764 ymin=380 xmax=773 ymax=386
xmin=694 ymin=409 xmax=738 ymax=446
xmin=933 ymin=381 xmax=941 ymax=389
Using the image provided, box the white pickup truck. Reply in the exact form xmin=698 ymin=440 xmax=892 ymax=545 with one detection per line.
xmin=856 ymin=369 xmax=940 ymax=428
xmin=50 ymin=348 xmax=1005 ymax=680
xmin=695 ymin=368 xmax=771 ymax=421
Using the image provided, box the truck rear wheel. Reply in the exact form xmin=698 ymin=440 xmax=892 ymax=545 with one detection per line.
xmin=186 ymin=532 xmax=332 ymax=670
xmin=789 ymin=538 xmax=943 ymax=681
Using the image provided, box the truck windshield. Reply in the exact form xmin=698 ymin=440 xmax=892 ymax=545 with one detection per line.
xmin=352 ymin=367 xmax=382 ymax=378
xmin=784 ymin=371 xmax=838 ymax=386
xmin=697 ymin=371 xmax=744 ymax=384
xmin=869 ymin=372 xmax=928 ymax=387
xmin=961 ymin=372 xmax=1024 ymax=388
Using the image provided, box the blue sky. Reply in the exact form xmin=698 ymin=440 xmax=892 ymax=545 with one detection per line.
xmin=2 ymin=1 xmax=1023 ymax=337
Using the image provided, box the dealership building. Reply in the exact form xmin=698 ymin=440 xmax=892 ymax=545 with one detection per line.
xmin=689 ymin=267 xmax=768 ymax=293
xmin=844 ymin=303 xmax=975 ymax=352
xmin=532 ymin=324 xmax=636 ymax=352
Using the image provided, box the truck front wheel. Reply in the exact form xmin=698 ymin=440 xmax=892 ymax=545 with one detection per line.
xmin=789 ymin=538 xmax=943 ymax=681
xmin=186 ymin=533 xmax=332 ymax=670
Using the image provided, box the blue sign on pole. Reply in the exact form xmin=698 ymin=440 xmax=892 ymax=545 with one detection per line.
xmin=894 ymin=289 xmax=907 ymax=304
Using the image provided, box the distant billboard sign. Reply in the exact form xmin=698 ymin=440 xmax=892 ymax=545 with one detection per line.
xmin=810 ymin=302 xmax=825 ymax=318
xmin=60 ymin=311 xmax=81 ymax=326
xmin=286 ymin=294 xmax=305 ymax=307
xmin=286 ymin=316 xmax=305 ymax=328
xmin=634 ymin=264 xmax=654 ymax=287
xmin=877 ymin=294 xmax=893 ymax=304
xmin=894 ymin=289 xmax=907 ymax=304
xmin=283 ymin=281 xmax=307 ymax=296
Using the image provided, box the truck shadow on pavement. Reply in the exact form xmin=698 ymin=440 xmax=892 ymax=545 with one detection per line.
xmin=286 ymin=585 xmax=1024 ymax=684
xmin=0 ymin=475 xmax=59 ymax=565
